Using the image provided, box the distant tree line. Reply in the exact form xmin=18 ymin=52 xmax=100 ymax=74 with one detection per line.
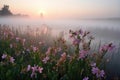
xmin=0 ymin=5 xmax=13 ymax=16
xmin=0 ymin=5 xmax=28 ymax=17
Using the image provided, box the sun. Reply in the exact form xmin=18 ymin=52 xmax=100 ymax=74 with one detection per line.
xmin=38 ymin=10 xmax=46 ymax=18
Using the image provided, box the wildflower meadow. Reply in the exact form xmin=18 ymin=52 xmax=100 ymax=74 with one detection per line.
xmin=0 ymin=25 xmax=119 ymax=80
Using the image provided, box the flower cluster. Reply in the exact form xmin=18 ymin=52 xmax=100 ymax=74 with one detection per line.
xmin=42 ymin=56 xmax=50 ymax=64
xmin=69 ymin=29 xmax=93 ymax=55
xmin=1 ymin=54 xmax=15 ymax=64
xmin=91 ymin=62 xmax=105 ymax=78
xmin=0 ymin=26 xmax=117 ymax=80
xmin=27 ymin=65 xmax=43 ymax=78
xmin=69 ymin=29 xmax=83 ymax=46
xmin=79 ymin=50 xmax=89 ymax=59
xmin=92 ymin=67 xmax=105 ymax=78
xmin=1 ymin=54 xmax=7 ymax=59
xmin=99 ymin=43 xmax=115 ymax=53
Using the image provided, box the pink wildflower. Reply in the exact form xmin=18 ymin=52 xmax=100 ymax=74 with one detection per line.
xmin=42 ymin=56 xmax=50 ymax=64
xmin=31 ymin=65 xmax=38 ymax=73
xmin=27 ymin=65 xmax=31 ymax=71
xmin=30 ymin=65 xmax=43 ymax=78
xmin=38 ymin=67 xmax=43 ymax=73
xmin=83 ymin=77 xmax=89 ymax=80
xmin=99 ymin=45 xmax=108 ymax=52
xmin=46 ymin=47 xmax=52 ymax=55
xmin=92 ymin=67 xmax=105 ymax=78
xmin=57 ymin=52 xmax=67 ymax=66
xmin=90 ymin=62 xmax=96 ymax=67
xmin=31 ymin=72 xmax=37 ymax=78
xmin=32 ymin=46 xmax=38 ymax=52
xmin=2 ymin=54 xmax=7 ymax=59
xmin=107 ymin=43 xmax=115 ymax=51
xmin=73 ymin=38 xmax=80 ymax=45
xmin=10 ymin=57 xmax=15 ymax=63
xmin=100 ymin=43 xmax=115 ymax=53
xmin=92 ymin=67 xmax=99 ymax=75
xmin=79 ymin=53 xmax=86 ymax=59
xmin=60 ymin=52 xmax=67 ymax=61
xmin=69 ymin=29 xmax=83 ymax=39
xmin=79 ymin=50 xmax=88 ymax=59
xmin=96 ymin=70 xmax=105 ymax=78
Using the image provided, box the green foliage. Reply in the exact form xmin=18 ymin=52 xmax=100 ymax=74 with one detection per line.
xmin=0 ymin=25 xmax=117 ymax=80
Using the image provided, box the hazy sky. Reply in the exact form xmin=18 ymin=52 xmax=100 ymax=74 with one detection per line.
xmin=0 ymin=0 xmax=120 ymax=19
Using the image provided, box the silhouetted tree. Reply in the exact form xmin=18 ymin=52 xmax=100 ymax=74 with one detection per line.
xmin=0 ymin=5 xmax=13 ymax=16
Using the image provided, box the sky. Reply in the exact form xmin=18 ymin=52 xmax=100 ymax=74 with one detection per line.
xmin=0 ymin=0 xmax=120 ymax=19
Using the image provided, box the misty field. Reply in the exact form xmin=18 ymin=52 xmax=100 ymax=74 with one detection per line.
xmin=0 ymin=25 xmax=120 ymax=80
